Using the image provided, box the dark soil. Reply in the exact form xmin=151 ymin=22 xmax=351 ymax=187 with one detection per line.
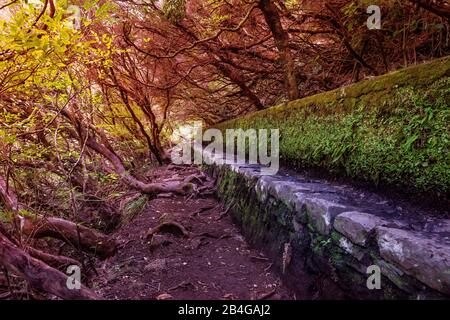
xmin=94 ymin=166 xmax=295 ymax=300
xmin=92 ymin=162 xmax=448 ymax=300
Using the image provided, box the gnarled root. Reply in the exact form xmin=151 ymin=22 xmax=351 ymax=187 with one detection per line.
xmin=0 ymin=231 xmax=98 ymax=300
xmin=27 ymin=247 xmax=81 ymax=270
xmin=16 ymin=215 xmax=117 ymax=260
xmin=146 ymin=221 xmax=190 ymax=239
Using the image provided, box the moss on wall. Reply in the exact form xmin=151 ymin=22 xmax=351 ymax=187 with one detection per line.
xmin=205 ymin=163 xmax=448 ymax=299
xmin=213 ymin=57 xmax=450 ymax=197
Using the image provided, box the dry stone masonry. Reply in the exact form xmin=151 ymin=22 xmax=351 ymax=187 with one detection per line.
xmin=200 ymin=149 xmax=450 ymax=299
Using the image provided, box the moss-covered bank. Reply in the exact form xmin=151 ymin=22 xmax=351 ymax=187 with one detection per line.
xmin=214 ymin=57 xmax=450 ymax=198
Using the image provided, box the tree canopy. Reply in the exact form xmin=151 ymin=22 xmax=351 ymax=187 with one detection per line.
xmin=0 ymin=0 xmax=449 ymax=299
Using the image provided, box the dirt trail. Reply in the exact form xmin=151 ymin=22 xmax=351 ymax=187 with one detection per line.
xmin=94 ymin=166 xmax=294 ymax=300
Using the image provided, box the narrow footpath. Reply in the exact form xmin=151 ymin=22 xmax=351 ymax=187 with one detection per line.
xmin=94 ymin=165 xmax=295 ymax=300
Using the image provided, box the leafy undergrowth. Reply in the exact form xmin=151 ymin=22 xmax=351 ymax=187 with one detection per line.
xmin=215 ymin=58 xmax=450 ymax=199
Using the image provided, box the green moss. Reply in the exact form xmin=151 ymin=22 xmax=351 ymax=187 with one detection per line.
xmin=310 ymin=232 xmax=332 ymax=255
xmin=213 ymin=57 xmax=450 ymax=197
xmin=329 ymin=246 xmax=345 ymax=266
xmin=331 ymin=230 xmax=344 ymax=243
xmin=208 ymin=161 xmax=449 ymax=299
xmin=121 ymin=195 xmax=148 ymax=225
xmin=0 ymin=209 xmax=14 ymax=223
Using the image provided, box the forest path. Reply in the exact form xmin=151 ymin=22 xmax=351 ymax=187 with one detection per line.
xmin=93 ymin=165 xmax=294 ymax=300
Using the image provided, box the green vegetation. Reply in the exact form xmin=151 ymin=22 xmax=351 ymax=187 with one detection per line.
xmin=121 ymin=195 xmax=148 ymax=225
xmin=214 ymin=57 xmax=450 ymax=197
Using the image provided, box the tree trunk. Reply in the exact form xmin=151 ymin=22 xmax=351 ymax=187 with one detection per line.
xmin=213 ymin=61 xmax=266 ymax=110
xmin=0 ymin=175 xmax=19 ymax=211
xmin=1 ymin=176 xmax=117 ymax=259
xmin=137 ymin=95 xmax=172 ymax=163
xmin=16 ymin=215 xmax=117 ymax=260
xmin=27 ymin=247 xmax=81 ymax=270
xmin=258 ymin=0 xmax=299 ymax=100
xmin=176 ymin=25 xmax=266 ymax=110
xmin=59 ymin=110 xmax=192 ymax=196
xmin=0 ymin=231 xmax=98 ymax=300
xmin=76 ymin=126 xmax=191 ymax=196
xmin=109 ymin=68 xmax=164 ymax=164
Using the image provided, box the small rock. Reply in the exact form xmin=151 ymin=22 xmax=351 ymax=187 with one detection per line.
xmin=376 ymin=226 xmax=450 ymax=295
xmin=334 ymin=211 xmax=386 ymax=246
xmin=304 ymin=197 xmax=348 ymax=235
xmin=148 ymin=234 xmax=173 ymax=251
xmin=144 ymin=258 xmax=167 ymax=272
xmin=156 ymin=293 xmax=173 ymax=300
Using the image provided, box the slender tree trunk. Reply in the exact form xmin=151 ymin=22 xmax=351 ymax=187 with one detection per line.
xmin=61 ymin=113 xmax=192 ymax=196
xmin=213 ymin=61 xmax=266 ymax=110
xmin=258 ymin=0 xmax=299 ymax=100
xmin=177 ymin=25 xmax=266 ymax=110
xmin=138 ymin=96 xmax=171 ymax=162
xmin=0 ymin=175 xmax=19 ymax=211
xmin=109 ymin=68 xmax=164 ymax=164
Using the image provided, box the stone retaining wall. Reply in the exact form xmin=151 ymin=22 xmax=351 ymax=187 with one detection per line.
xmin=201 ymin=150 xmax=450 ymax=299
xmin=212 ymin=57 xmax=450 ymax=198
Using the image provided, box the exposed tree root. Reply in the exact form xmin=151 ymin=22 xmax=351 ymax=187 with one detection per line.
xmin=191 ymin=204 xmax=218 ymax=217
xmin=16 ymin=215 xmax=117 ymax=260
xmin=0 ymin=232 xmax=98 ymax=300
xmin=27 ymin=247 xmax=81 ymax=270
xmin=257 ymin=288 xmax=277 ymax=300
xmin=2 ymin=176 xmax=116 ymax=259
xmin=73 ymin=132 xmax=193 ymax=197
xmin=146 ymin=221 xmax=190 ymax=239
xmin=217 ymin=201 xmax=235 ymax=221
xmin=1 ymin=175 xmax=112 ymax=298
xmin=183 ymin=172 xmax=208 ymax=184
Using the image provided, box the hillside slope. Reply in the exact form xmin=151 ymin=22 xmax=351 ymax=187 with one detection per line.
xmin=214 ymin=57 xmax=450 ymax=198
